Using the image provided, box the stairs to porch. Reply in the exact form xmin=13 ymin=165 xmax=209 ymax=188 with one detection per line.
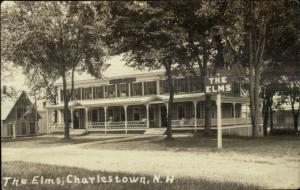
xmin=144 ymin=128 xmax=166 ymax=135
xmin=70 ymin=129 xmax=87 ymax=136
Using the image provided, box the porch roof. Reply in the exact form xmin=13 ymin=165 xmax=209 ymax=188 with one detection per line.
xmin=46 ymin=93 xmax=250 ymax=110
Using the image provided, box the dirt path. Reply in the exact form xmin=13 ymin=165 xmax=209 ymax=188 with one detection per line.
xmin=2 ymin=144 xmax=299 ymax=189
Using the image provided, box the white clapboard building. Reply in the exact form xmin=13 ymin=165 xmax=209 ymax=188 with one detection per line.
xmin=46 ymin=58 xmax=252 ymax=136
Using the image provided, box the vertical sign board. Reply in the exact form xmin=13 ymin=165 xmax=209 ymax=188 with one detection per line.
xmin=205 ymin=75 xmax=232 ymax=150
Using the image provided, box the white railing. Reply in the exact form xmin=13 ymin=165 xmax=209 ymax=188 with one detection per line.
xmin=49 ymin=123 xmax=73 ymax=131
xmin=127 ymin=121 xmax=147 ymax=128
xmin=273 ymin=123 xmax=294 ymax=129
xmin=172 ymin=117 xmax=251 ymax=128
xmin=172 ymin=119 xmax=195 ymax=127
xmin=88 ymin=122 xmax=105 ymax=129
xmin=107 ymin=121 xmax=125 ymax=129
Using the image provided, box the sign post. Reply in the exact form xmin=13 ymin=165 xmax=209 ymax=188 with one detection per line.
xmin=205 ymin=74 xmax=230 ymax=150
xmin=217 ymin=93 xmax=222 ymax=149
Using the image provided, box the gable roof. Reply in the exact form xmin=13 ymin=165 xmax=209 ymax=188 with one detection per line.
xmin=1 ymin=91 xmax=22 ymax=120
xmin=1 ymin=91 xmax=41 ymax=121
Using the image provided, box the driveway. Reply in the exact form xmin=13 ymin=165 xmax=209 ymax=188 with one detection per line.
xmin=2 ymin=139 xmax=299 ymax=189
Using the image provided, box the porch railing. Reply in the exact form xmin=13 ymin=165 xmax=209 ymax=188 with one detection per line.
xmin=88 ymin=122 xmax=105 ymax=129
xmin=49 ymin=123 xmax=73 ymax=131
xmin=172 ymin=119 xmax=195 ymax=127
xmin=127 ymin=121 xmax=147 ymax=128
xmin=172 ymin=118 xmax=251 ymax=128
xmin=107 ymin=121 xmax=125 ymax=129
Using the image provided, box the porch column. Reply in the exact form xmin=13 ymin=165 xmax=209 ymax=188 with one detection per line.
xmin=146 ymin=104 xmax=150 ymax=128
xmin=193 ymin=101 xmax=197 ymax=133
xmin=70 ymin=108 xmax=74 ymax=129
xmin=156 ymin=80 xmax=160 ymax=95
xmin=128 ymin=83 xmax=131 ymax=97
xmin=85 ymin=107 xmax=89 ymax=131
xmin=104 ymin=107 xmax=107 ymax=134
xmin=165 ymin=103 xmax=169 ymax=115
xmin=124 ymin=105 xmax=128 ymax=134
xmin=142 ymin=81 xmax=145 ymax=96
xmin=58 ymin=109 xmax=62 ymax=124
xmin=115 ymin=84 xmax=118 ymax=98
xmin=233 ymin=103 xmax=236 ymax=126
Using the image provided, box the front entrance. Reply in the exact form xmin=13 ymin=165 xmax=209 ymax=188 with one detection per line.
xmin=160 ymin=106 xmax=167 ymax=127
xmin=73 ymin=111 xmax=80 ymax=129
xmin=73 ymin=109 xmax=85 ymax=129
xmin=29 ymin=122 xmax=36 ymax=134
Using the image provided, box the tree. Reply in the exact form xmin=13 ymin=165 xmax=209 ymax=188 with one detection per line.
xmin=277 ymin=73 xmax=300 ymax=133
xmin=1 ymin=2 xmax=106 ymax=139
xmin=103 ymin=1 xmax=190 ymax=140
xmin=243 ymin=0 xmax=298 ymax=137
xmin=167 ymin=0 xmax=234 ymax=136
xmin=26 ymin=67 xmax=58 ymax=104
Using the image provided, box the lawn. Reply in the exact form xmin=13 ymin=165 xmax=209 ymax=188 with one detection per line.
xmin=82 ymin=135 xmax=300 ymax=157
xmin=1 ymin=136 xmax=128 ymax=148
xmin=2 ymin=161 xmax=261 ymax=190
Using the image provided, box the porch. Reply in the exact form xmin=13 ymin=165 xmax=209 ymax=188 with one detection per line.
xmin=47 ymin=96 xmax=251 ymax=135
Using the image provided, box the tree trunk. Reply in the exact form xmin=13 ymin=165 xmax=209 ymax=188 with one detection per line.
xmin=293 ymin=114 xmax=299 ymax=133
xmin=291 ymin=103 xmax=299 ymax=133
xmin=262 ymin=100 xmax=269 ymax=136
xmin=204 ymin=94 xmax=212 ymax=136
xmin=62 ymin=74 xmax=70 ymax=140
xmin=254 ymin=71 xmax=262 ymax=136
xmin=165 ymin=62 xmax=174 ymax=141
xmin=269 ymin=106 xmax=273 ymax=134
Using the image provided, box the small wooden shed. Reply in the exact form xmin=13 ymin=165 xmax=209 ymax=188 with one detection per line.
xmin=1 ymin=91 xmax=41 ymax=138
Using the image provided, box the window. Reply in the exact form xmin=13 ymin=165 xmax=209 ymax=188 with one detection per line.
xmin=106 ymin=85 xmax=116 ymax=98
xmin=131 ymin=82 xmax=142 ymax=96
xmin=189 ymin=76 xmax=202 ymax=92
xmin=108 ymin=107 xmax=124 ymax=121
xmin=82 ymin=87 xmax=92 ymax=100
xmin=144 ymin=81 xmax=157 ymax=95
xmin=21 ymin=122 xmax=27 ymax=135
xmin=159 ymin=80 xmax=169 ymax=94
xmin=91 ymin=109 xmax=98 ymax=122
xmin=73 ymin=88 xmax=81 ymax=100
xmin=16 ymin=107 xmax=25 ymax=119
xmin=93 ymin=86 xmax=104 ymax=99
xmin=196 ymin=102 xmax=204 ymax=118
xmin=177 ymin=104 xmax=186 ymax=119
xmin=118 ymin=83 xmax=128 ymax=97
xmin=175 ymin=77 xmax=189 ymax=93
xmin=133 ymin=107 xmax=140 ymax=121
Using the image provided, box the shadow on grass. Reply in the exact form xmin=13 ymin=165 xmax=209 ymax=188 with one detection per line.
xmin=2 ymin=161 xmax=261 ymax=190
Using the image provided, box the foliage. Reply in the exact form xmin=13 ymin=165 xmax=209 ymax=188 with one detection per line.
xmin=1 ymin=1 xmax=107 ymax=139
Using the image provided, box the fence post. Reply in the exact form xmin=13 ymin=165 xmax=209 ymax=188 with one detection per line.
xmin=104 ymin=107 xmax=107 ymax=134
xmin=217 ymin=94 xmax=222 ymax=150
xmin=124 ymin=105 xmax=128 ymax=134
xmin=12 ymin=123 xmax=16 ymax=139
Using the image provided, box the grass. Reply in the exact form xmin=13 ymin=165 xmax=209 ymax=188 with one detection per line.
xmin=83 ymin=135 xmax=300 ymax=157
xmin=2 ymin=161 xmax=261 ymax=190
xmin=1 ymin=136 xmax=128 ymax=148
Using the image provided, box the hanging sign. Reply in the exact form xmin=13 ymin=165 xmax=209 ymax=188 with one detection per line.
xmin=205 ymin=76 xmax=232 ymax=94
